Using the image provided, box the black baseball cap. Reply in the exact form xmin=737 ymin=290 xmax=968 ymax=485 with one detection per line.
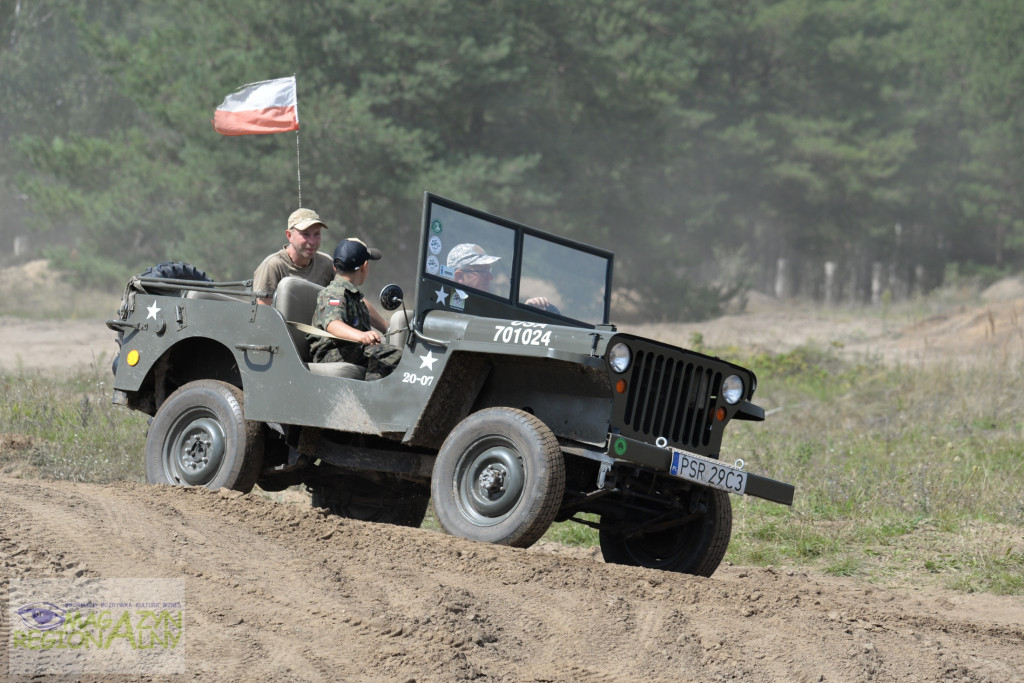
xmin=333 ymin=238 xmax=382 ymax=271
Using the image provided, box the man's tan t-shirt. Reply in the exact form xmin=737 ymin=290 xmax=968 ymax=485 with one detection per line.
xmin=253 ymin=248 xmax=335 ymax=300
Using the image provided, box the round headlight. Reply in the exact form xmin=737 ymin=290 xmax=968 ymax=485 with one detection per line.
xmin=722 ymin=374 xmax=744 ymax=404
xmin=608 ymin=343 xmax=631 ymax=373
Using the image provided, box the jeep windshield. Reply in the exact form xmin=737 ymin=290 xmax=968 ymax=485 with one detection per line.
xmin=415 ymin=193 xmax=613 ymax=328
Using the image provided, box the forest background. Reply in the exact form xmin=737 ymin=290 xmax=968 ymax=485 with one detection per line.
xmin=1 ymin=0 xmax=1022 ymax=320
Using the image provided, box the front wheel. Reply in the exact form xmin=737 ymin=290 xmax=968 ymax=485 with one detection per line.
xmin=145 ymin=380 xmax=263 ymax=492
xmin=599 ymin=488 xmax=732 ymax=577
xmin=431 ymin=407 xmax=565 ymax=548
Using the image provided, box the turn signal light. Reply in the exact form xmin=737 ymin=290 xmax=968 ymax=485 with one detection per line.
xmin=716 ymin=406 xmax=727 ymax=421
xmin=616 ymin=379 xmax=627 ymax=394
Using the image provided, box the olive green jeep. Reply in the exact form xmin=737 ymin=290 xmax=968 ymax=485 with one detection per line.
xmin=108 ymin=192 xmax=793 ymax=576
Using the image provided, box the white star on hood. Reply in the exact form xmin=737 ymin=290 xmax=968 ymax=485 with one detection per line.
xmin=419 ymin=351 xmax=438 ymax=371
xmin=146 ymin=302 xmax=161 ymax=320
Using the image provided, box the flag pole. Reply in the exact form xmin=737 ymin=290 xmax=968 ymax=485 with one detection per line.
xmin=294 ymin=73 xmax=302 ymax=208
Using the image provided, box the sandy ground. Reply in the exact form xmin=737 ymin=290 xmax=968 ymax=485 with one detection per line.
xmin=0 ymin=317 xmax=119 ymax=374
xmin=2 ymin=265 xmax=1024 ymax=680
xmin=2 ymin=478 xmax=1022 ymax=682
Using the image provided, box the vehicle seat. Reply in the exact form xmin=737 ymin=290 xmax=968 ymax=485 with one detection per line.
xmin=386 ymin=308 xmax=414 ymax=349
xmin=273 ymin=277 xmax=366 ymax=380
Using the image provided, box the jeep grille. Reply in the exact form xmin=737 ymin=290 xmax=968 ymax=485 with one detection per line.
xmin=619 ymin=349 xmax=722 ymax=451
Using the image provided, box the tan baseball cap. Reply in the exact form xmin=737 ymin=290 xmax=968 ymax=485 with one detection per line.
xmin=287 ymin=207 xmax=327 ymax=232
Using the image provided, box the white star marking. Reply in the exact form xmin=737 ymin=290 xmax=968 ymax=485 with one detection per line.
xmin=146 ymin=302 xmax=161 ymax=320
xmin=434 ymin=286 xmax=448 ymax=305
xmin=419 ymin=351 xmax=438 ymax=371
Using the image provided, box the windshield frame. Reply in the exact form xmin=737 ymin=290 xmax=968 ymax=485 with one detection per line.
xmin=415 ymin=192 xmax=614 ymax=328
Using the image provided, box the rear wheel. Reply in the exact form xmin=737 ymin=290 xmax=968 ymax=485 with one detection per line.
xmin=431 ymin=407 xmax=565 ymax=548
xmin=309 ymin=477 xmax=429 ymax=528
xmin=145 ymin=380 xmax=262 ymax=493
xmin=599 ymin=488 xmax=732 ymax=577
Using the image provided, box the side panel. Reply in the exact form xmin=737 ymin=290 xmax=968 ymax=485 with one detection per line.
xmin=402 ymin=311 xmax=614 ymax=447
xmin=112 ymin=294 xmax=430 ymax=435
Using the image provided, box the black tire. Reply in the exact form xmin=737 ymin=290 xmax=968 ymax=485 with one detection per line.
xmin=138 ymin=261 xmax=212 ymax=291
xmin=309 ymin=477 xmax=430 ymax=528
xmin=431 ymin=407 xmax=565 ymax=548
xmin=145 ymin=380 xmax=263 ymax=493
xmin=253 ymin=427 xmax=297 ymax=492
xmin=599 ymin=488 xmax=732 ymax=577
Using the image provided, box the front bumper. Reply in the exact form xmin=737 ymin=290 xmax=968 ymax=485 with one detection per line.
xmin=606 ymin=434 xmax=795 ymax=506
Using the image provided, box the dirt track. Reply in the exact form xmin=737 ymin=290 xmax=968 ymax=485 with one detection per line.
xmin=2 ymin=477 xmax=1022 ymax=682
xmin=3 ymin=272 xmax=1024 ymax=680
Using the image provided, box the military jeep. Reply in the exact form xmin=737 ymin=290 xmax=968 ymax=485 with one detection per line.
xmin=108 ymin=192 xmax=793 ymax=576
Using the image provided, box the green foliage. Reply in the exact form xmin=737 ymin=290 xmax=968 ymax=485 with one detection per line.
xmin=3 ymin=1 xmax=1024 ymax=316
xmin=544 ymin=513 xmax=599 ymax=547
xmin=40 ymin=245 xmax=129 ymax=292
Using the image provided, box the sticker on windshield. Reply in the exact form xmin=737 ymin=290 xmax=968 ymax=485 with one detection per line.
xmin=431 ymin=219 xmax=443 ymax=235
xmin=440 ymin=265 xmax=454 ymax=279
xmin=428 ymin=235 xmax=442 ymax=255
xmin=451 ymin=289 xmax=468 ymax=311
xmin=426 ymin=255 xmax=439 ymax=274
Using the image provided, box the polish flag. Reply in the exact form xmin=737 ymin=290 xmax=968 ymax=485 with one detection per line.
xmin=213 ymin=77 xmax=299 ymax=136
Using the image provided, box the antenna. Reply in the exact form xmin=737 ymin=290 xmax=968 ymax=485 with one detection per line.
xmin=294 ymin=73 xmax=302 ymax=207
xmin=296 ymin=128 xmax=302 ymax=208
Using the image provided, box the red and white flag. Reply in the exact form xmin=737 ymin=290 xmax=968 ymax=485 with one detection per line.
xmin=212 ymin=76 xmax=299 ymax=136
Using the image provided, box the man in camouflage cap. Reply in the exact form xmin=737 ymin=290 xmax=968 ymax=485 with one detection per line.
xmin=309 ymin=238 xmax=401 ymax=380
xmin=447 ymin=242 xmax=552 ymax=310
xmin=253 ymin=207 xmax=335 ymax=304
xmin=447 ymin=243 xmax=501 ymax=292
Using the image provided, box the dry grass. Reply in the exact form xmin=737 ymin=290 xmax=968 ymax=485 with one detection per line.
xmin=721 ymin=348 xmax=1024 ymax=594
xmin=0 ymin=364 xmax=147 ymax=483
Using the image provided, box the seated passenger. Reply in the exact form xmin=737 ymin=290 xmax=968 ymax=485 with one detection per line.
xmin=254 ymin=207 xmax=335 ymax=304
xmin=309 ymin=238 xmax=402 ymax=380
xmin=447 ymin=243 xmax=554 ymax=310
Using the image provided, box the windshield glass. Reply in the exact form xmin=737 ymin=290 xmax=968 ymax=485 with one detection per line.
xmin=427 ymin=204 xmax=515 ymax=300
xmin=520 ymin=233 xmax=609 ymax=324
xmin=419 ymin=195 xmax=612 ymax=327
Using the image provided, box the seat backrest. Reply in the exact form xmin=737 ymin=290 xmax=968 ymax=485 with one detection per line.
xmin=386 ymin=308 xmax=414 ymax=349
xmin=273 ymin=276 xmax=323 ymax=362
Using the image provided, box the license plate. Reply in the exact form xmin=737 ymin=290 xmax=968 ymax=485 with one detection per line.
xmin=669 ymin=449 xmax=747 ymax=495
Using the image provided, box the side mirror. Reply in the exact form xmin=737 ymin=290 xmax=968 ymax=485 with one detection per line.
xmin=379 ymin=284 xmax=404 ymax=311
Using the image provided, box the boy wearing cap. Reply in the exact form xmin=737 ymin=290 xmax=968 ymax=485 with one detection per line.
xmin=309 ymin=238 xmax=402 ymax=380
xmin=254 ymin=207 xmax=335 ymax=304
